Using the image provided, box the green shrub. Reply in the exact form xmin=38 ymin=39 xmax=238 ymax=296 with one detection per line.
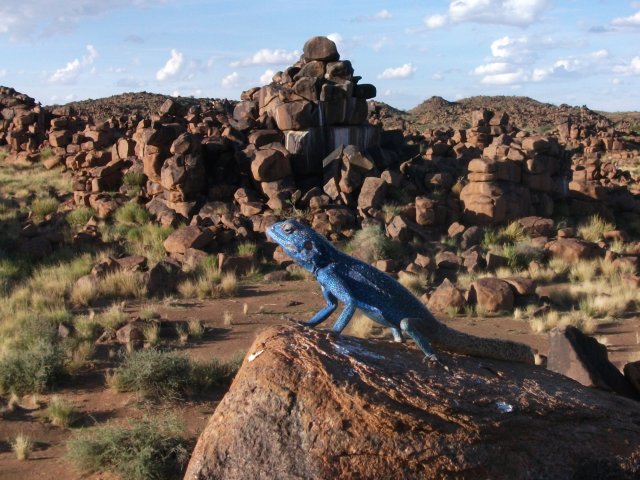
xmin=66 ymin=415 xmax=193 ymax=480
xmin=66 ymin=207 xmax=97 ymax=227
xmin=40 ymin=147 xmax=54 ymax=160
xmin=0 ymin=341 xmax=66 ymax=394
xmin=46 ymin=395 xmax=77 ymax=427
xmin=114 ymin=202 xmax=151 ymax=225
xmin=236 ymin=241 xmax=257 ymax=256
xmin=345 ymin=225 xmax=398 ymax=263
xmin=31 ymin=196 xmax=59 ymax=218
xmin=123 ymin=172 xmax=147 ymax=188
xmin=109 ymin=349 xmax=242 ymax=399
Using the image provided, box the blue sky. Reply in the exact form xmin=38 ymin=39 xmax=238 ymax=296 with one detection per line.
xmin=1 ymin=1 xmax=640 ymax=111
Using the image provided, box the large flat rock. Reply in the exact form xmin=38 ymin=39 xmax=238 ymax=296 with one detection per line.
xmin=185 ymin=325 xmax=640 ymax=480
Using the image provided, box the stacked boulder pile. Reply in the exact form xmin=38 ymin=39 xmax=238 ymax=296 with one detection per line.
xmin=0 ymin=86 xmax=45 ymax=163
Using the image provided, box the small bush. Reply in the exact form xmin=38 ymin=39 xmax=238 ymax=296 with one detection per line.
xmin=12 ymin=433 xmax=32 ymax=461
xmin=123 ymin=171 xmax=147 ymax=187
xmin=114 ymin=202 xmax=151 ymax=225
xmin=187 ymin=319 xmax=204 ymax=339
xmin=236 ymin=242 xmax=257 ymax=256
xmin=345 ymin=225 xmax=397 ymax=263
xmin=66 ymin=207 xmax=96 ymax=227
xmin=143 ymin=323 xmax=160 ymax=347
xmin=0 ymin=341 xmax=66 ymax=394
xmin=40 ymin=147 xmax=54 ymax=160
xmin=46 ymin=396 xmax=77 ymax=427
xmin=66 ymin=415 xmax=193 ymax=480
xmin=31 ymin=196 xmax=59 ymax=219
xmin=109 ymin=349 xmax=241 ymax=399
xmin=499 ymin=221 xmax=527 ymax=245
xmin=220 ymin=272 xmax=238 ymax=296
xmin=577 ymin=215 xmax=615 ymax=243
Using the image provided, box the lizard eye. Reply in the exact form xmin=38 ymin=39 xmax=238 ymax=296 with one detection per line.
xmin=282 ymin=223 xmax=295 ymax=234
xmin=303 ymin=240 xmax=313 ymax=250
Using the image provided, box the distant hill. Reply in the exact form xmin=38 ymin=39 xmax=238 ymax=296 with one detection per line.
xmin=50 ymin=91 xmax=226 ymax=121
xmin=408 ymin=95 xmax=616 ymax=132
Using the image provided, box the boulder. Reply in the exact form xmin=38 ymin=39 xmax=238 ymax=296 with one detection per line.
xmin=469 ymin=277 xmax=514 ymax=313
xmin=545 ymin=238 xmax=604 ymax=263
xmin=163 ymin=225 xmax=213 ymax=254
xmin=427 ymin=278 xmax=466 ymax=313
xmin=185 ymin=325 xmax=640 ymax=480
xmin=548 ymin=326 xmax=638 ymax=399
xmin=303 ymin=36 xmax=339 ymax=62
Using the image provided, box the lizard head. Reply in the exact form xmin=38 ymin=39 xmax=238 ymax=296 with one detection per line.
xmin=266 ymin=219 xmax=331 ymax=272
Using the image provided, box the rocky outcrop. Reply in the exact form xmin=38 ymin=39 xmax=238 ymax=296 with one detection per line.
xmin=185 ymin=325 xmax=640 ymax=480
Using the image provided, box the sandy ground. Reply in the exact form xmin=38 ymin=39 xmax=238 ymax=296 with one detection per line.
xmin=1 ymin=278 xmax=639 ymax=479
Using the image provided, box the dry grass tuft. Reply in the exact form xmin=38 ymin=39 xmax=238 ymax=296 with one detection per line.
xmin=12 ymin=433 xmax=32 ymax=460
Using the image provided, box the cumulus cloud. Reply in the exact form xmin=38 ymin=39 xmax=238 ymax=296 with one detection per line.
xmin=259 ymin=69 xmax=275 ymax=84
xmin=473 ymin=62 xmax=509 ymax=75
xmin=613 ymin=56 xmax=640 ymax=75
xmin=377 ymin=63 xmax=415 ymax=80
xmin=0 ymin=69 xmax=7 ymax=78
xmin=221 ymin=71 xmax=240 ymax=88
xmin=611 ymin=10 xmax=640 ymax=28
xmin=481 ymin=69 xmax=528 ymax=85
xmin=230 ymin=48 xmax=299 ymax=67
xmin=156 ymin=49 xmax=184 ymax=81
xmin=531 ymin=49 xmax=611 ymax=81
xmin=49 ymin=44 xmax=98 ymax=83
xmin=490 ymin=36 xmax=530 ymax=59
xmin=423 ymin=0 xmax=548 ymax=29
xmin=0 ymin=0 xmax=167 ymax=41
xmin=424 ymin=14 xmax=448 ymax=29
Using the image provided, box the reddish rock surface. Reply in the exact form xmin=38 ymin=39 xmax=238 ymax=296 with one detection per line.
xmin=185 ymin=325 xmax=640 ymax=480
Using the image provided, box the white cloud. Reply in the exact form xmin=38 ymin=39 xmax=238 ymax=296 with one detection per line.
xmin=377 ymin=63 xmax=415 ymax=80
xmin=424 ymin=14 xmax=448 ymax=29
xmin=432 ymin=73 xmax=444 ymax=81
xmin=473 ymin=62 xmax=509 ymax=75
xmin=373 ymin=9 xmax=392 ymax=20
xmin=259 ymin=69 xmax=275 ymax=84
xmin=156 ymin=49 xmax=184 ymax=81
xmin=611 ymin=10 xmax=640 ymax=27
xmin=532 ymin=68 xmax=549 ymax=82
xmin=613 ymin=56 xmax=640 ymax=75
xmin=230 ymin=48 xmax=299 ymax=67
xmin=221 ymin=71 xmax=240 ymax=88
xmin=490 ymin=36 xmax=529 ymax=59
xmin=49 ymin=44 xmax=98 ymax=83
xmin=424 ymin=0 xmax=549 ymax=29
xmin=0 ymin=1 xmax=167 ymax=41
xmin=590 ymin=49 xmax=609 ymax=59
xmin=481 ymin=69 xmax=528 ymax=85
xmin=0 ymin=68 xmax=7 ymax=78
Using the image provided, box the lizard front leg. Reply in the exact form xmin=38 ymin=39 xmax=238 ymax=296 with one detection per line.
xmin=305 ymin=285 xmax=338 ymax=327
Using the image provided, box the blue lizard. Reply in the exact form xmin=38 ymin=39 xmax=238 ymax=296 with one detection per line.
xmin=267 ymin=219 xmax=535 ymax=364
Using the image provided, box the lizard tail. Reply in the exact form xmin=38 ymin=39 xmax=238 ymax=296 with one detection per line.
xmin=431 ymin=323 xmax=535 ymax=364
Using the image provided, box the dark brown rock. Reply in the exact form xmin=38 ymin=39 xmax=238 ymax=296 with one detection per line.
xmin=469 ymin=277 xmax=514 ymax=313
xmin=427 ymin=278 xmax=465 ymax=313
xmin=303 ymin=36 xmax=339 ymax=62
xmin=548 ymin=326 xmax=638 ymax=399
xmin=624 ymin=361 xmax=640 ymax=396
xmin=163 ymin=225 xmax=213 ymax=254
xmin=545 ymin=238 xmax=604 ymax=263
xmin=185 ymin=325 xmax=640 ymax=480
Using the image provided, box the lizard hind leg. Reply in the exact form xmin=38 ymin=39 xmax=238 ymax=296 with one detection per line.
xmin=400 ymin=318 xmax=438 ymax=361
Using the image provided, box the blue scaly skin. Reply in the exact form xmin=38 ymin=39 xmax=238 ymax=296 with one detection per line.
xmin=267 ymin=219 xmax=535 ymax=365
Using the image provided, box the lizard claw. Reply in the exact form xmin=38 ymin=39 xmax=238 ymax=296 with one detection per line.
xmin=422 ymin=354 xmax=450 ymax=372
